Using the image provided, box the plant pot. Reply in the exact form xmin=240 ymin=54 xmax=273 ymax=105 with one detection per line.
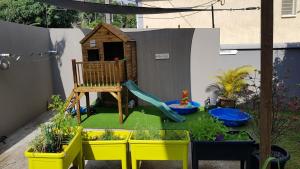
xmin=82 ymin=130 xmax=130 ymax=169
xmin=250 ymin=144 xmax=290 ymax=169
xmin=218 ymin=98 xmax=236 ymax=108
xmin=129 ymin=130 xmax=190 ymax=169
xmin=24 ymin=127 xmax=83 ymax=169
xmin=192 ymin=131 xmax=255 ymax=169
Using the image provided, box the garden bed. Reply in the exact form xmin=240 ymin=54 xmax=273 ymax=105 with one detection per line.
xmin=82 ymin=130 xmax=130 ymax=169
xmin=129 ymin=130 xmax=190 ymax=169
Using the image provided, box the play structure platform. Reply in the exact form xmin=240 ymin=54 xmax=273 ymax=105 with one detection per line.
xmin=67 ymin=60 xmax=185 ymax=124
xmin=65 ymin=23 xmax=184 ymax=124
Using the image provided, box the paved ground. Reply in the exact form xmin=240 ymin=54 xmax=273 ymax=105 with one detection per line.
xmin=0 ymin=111 xmax=240 ymax=169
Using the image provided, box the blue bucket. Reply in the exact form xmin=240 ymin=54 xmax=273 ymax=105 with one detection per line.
xmin=209 ymin=108 xmax=251 ymax=127
xmin=165 ymin=100 xmax=200 ymax=115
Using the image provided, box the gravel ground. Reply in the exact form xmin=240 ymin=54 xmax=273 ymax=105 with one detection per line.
xmin=0 ymin=111 xmax=240 ymax=169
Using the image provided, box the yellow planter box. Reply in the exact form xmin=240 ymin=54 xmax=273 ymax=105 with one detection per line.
xmin=24 ymin=127 xmax=83 ymax=169
xmin=82 ymin=130 xmax=130 ymax=169
xmin=129 ymin=130 xmax=190 ymax=169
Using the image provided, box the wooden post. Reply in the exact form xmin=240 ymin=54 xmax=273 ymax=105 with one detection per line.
xmin=85 ymin=92 xmax=90 ymax=116
xmin=115 ymin=60 xmax=120 ymax=85
xmin=76 ymin=92 xmax=81 ymax=124
xmin=125 ymin=88 xmax=129 ymax=116
xmin=72 ymin=59 xmax=78 ymax=88
xmin=260 ymin=0 xmax=273 ymax=168
xmin=117 ymin=91 xmax=123 ymax=124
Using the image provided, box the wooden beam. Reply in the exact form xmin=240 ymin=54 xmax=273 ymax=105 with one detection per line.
xmin=68 ymin=92 xmax=84 ymax=111
xmin=109 ymin=92 xmax=118 ymax=100
xmin=117 ymin=91 xmax=123 ymax=124
xmin=125 ymin=88 xmax=129 ymax=116
xmin=260 ymin=0 xmax=273 ymax=168
xmin=85 ymin=92 xmax=90 ymax=116
xmin=72 ymin=59 xmax=78 ymax=88
xmin=75 ymin=92 xmax=81 ymax=124
xmin=74 ymin=86 xmax=122 ymax=93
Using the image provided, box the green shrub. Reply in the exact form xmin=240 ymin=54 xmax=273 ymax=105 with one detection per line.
xmin=82 ymin=130 xmax=123 ymax=141
xmin=132 ymin=130 xmax=187 ymax=140
xmin=30 ymin=95 xmax=77 ymax=153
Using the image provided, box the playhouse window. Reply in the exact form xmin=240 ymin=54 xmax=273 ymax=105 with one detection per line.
xmin=87 ymin=49 xmax=100 ymax=61
xmin=103 ymin=42 xmax=124 ymax=61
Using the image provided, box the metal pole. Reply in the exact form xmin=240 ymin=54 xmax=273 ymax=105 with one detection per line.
xmin=260 ymin=0 xmax=273 ymax=168
xmin=105 ymin=0 xmax=112 ymax=24
xmin=211 ymin=4 xmax=215 ymax=28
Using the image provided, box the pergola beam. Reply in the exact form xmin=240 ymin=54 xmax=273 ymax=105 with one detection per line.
xmin=260 ymin=0 xmax=273 ymax=168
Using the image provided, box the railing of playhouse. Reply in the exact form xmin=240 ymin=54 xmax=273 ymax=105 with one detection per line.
xmin=72 ymin=60 xmax=126 ymax=87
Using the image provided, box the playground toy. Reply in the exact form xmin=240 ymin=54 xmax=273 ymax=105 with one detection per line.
xmin=209 ymin=108 xmax=251 ymax=127
xmin=180 ymin=90 xmax=190 ymax=106
xmin=165 ymin=90 xmax=200 ymax=115
xmin=66 ymin=23 xmax=184 ymax=124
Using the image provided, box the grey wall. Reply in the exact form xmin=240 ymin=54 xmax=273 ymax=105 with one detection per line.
xmin=219 ymin=43 xmax=300 ymax=98
xmin=126 ymin=29 xmax=195 ymax=103
xmin=0 ymin=21 xmax=53 ymax=136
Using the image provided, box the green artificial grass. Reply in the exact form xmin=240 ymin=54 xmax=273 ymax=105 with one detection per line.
xmin=80 ymin=106 xmax=300 ymax=169
xmin=81 ymin=106 xmax=206 ymax=130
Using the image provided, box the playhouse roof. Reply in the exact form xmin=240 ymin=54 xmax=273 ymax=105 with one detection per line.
xmin=80 ymin=23 xmax=133 ymax=44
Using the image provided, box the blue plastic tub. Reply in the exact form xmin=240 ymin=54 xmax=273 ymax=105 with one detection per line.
xmin=209 ymin=108 xmax=251 ymax=127
xmin=165 ymin=100 xmax=200 ymax=115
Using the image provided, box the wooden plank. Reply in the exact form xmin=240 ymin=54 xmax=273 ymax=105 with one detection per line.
xmin=260 ymin=0 xmax=273 ymax=168
xmin=74 ymin=86 xmax=122 ymax=93
xmin=64 ymin=90 xmax=75 ymax=112
xmin=72 ymin=59 xmax=78 ymax=87
xmin=85 ymin=92 xmax=90 ymax=116
xmin=109 ymin=63 xmax=112 ymax=85
xmin=109 ymin=92 xmax=118 ymax=100
xmin=101 ymin=62 xmax=104 ymax=86
xmin=125 ymin=88 xmax=129 ymax=116
xmin=75 ymin=92 xmax=81 ymax=124
xmin=117 ymin=91 xmax=123 ymax=124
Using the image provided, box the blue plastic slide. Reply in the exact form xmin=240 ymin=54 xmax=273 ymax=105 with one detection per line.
xmin=123 ymin=80 xmax=185 ymax=122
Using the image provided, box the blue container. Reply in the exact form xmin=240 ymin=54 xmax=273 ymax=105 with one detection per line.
xmin=68 ymin=106 xmax=87 ymax=116
xmin=209 ymin=108 xmax=251 ymax=127
xmin=165 ymin=100 xmax=200 ymax=115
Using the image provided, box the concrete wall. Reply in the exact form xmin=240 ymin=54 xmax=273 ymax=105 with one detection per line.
xmin=0 ymin=21 xmax=53 ymax=136
xmin=0 ymin=21 xmax=299 ymax=136
xmin=219 ymin=43 xmax=300 ymax=98
xmin=126 ymin=29 xmax=195 ymax=102
xmin=191 ymin=29 xmax=220 ymax=104
xmin=139 ymin=0 xmax=300 ymax=44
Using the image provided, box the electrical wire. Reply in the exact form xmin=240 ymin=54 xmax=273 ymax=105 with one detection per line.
xmin=127 ymin=0 xmax=221 ymax=9
xmin=167 ymin=0 xmax=193 ymax=27
xmin=140 ymin=7 xmax=260 ymax=20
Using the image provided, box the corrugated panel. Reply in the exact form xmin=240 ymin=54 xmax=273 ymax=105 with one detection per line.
xmin=282 ymin=0 xmax=296 ymax=16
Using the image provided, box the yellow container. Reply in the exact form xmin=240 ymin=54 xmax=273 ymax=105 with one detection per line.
xmin=24 ymin=127 xmax=83 ymax=169
xmin=129 ymin=130 xmax=190 ymax=169
xmin=82 ymin=130 xmax=130 ymax=169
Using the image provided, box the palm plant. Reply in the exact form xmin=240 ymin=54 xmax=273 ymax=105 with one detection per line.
xmin=206 ymin=65 xmax=255 ymax=100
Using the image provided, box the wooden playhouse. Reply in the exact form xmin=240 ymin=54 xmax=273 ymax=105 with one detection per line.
xmin=67 ymin=23 xmax=137 ymax=124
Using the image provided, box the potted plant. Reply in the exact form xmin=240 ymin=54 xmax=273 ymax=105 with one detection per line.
xmin=206 ymin=65 xmax=255 ymax=108
xmin=24 ymin=95 xmax=83 ymax=169
xmin=129 ymin=130 xmax=190 ymax=169
xmin=240 ymin=66 xmax=292 ymax=169
xmin=190 ymin=115 xmax=255 ymax=169
xmin=82 ymin=129 xmax=131 ymax=169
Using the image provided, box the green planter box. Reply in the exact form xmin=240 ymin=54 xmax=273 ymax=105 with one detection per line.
xmin=82 ymin=130 xmax=131 ymax=169
xmin=24 ymin=127 xmax=83 ymax=169
xmin=129 ymin=130 xmax=190 ymax=169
